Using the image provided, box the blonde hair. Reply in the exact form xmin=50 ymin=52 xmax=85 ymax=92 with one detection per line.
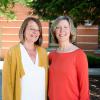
xmin=51 ymin=16 xmax=76 ymax=43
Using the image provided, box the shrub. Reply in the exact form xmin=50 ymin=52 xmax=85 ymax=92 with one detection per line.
xmin=87 ymin=54 xmax=100 ymax=68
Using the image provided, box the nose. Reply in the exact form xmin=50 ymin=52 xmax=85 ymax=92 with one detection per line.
xmin=59 ymin=27 xmax=65 ymax=33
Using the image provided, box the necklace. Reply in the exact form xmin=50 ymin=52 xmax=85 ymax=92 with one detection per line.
xmin=56 ymin=44 xmax=74 ymax=52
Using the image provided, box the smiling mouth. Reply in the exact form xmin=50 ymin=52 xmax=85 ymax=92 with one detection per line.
xmin=59 ymin=34 xmax=67 ymax=37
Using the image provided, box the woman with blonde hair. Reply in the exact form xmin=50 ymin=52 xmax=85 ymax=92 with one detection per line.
xmin=48 ymin=16 xmax=90 ymax=100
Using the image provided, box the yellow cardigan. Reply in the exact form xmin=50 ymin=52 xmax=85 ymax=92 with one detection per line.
xmin=2 ymin=44 xmax=48 ymax=100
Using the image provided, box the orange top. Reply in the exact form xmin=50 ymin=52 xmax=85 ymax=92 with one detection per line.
xmin=48 ymin=49 xmax=90 ymax=100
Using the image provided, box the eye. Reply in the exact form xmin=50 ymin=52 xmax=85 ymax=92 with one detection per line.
xmin=64 ymin=26 xmax=67 ymax=29
xmin=30 ymin=28 xmax=35 ymax=30
xmin=56 ymin=27 xmax=60 ymax=29
xmin=30 ymin=28 xmax=34 ymax=30
xmin=30 ymin=28 xmax=39 ymax=32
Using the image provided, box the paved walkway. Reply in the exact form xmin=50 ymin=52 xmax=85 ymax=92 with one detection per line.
xmin=90 ymin=75 xmax=100 ymax=100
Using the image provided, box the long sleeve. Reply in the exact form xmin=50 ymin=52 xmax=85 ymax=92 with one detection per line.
xmin=76 ymin=50 xmax=90 ymax=100
xmin=2 ymin=50 xmax=13 ymax=100
xmin=2 ymin=44 xmax=25 ymax=100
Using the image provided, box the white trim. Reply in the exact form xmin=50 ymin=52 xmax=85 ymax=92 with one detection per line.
xmin=84 ymin=50 xmax=95 ymax=51
xmin=2 ymin=34 xmax=48 ymax=36
xmin=77 ymin=42 xmax=98 ymax=44
xmin=2 ymin=40 xmax=19 ymax=42
xmin=77 ymin=35 xmax=98 ymax=37
xmin=42 ymin=41 xmax=48 ymax=43
xmin=42 ymin=27 xmax=49 ymax=29
xmin=42 ymin=34 xmax=48 ymax=36
xmin=77 ymin=27 xmax=98 ymax=29
xmin=1 ymin=26 xmax=48 ymax=29
xmin=1 ymin=27 xmax=20 ymax=28
xmin=1 ymin=47 xmax=10 ymax=49
xmin=1 ymin=34 xmax=18 ymax=36
xmin=0 ymin=20 xmax=24 ymax=21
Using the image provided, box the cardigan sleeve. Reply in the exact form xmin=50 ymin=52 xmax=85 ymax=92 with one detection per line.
xmin=76 ymin=50 xmax=90 ymax=100
xmin=2 ymin=50 xmax=13 ymax=100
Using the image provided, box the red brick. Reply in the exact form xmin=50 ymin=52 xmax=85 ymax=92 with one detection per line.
xmin=42 ymin=28 xmax=49 ymax=34
xmin=42 ymin=43 xmax=49 ymax=48
xmin=12 ymin=3 xmax=31 ymax=12
xmin=43 ymin=36 xmax=49 ymax=41
xmin=1 ymin=41 xmax=19 ymax=48
xmin=77 ymin=36 xmax=98 ymax=42
xmin=1 ymin=35 xmax=19 ymax=41
xmin=77 ymin=29 xmax=98 ymax=35
xmin=77 ymin=25 xmax=98 ymax=35
xmin=1 ymin=28 xmax=19 ymax=34
xmin=41 ymin=21 xmax=49 ymax=27
xmin=77 ymin=25 xmax=98 ymax=29
xmin=15 ymin=13 xmax=31 ymax=20
xmin=0 ymin=20 xmax=23 ymax=27
xmin=0 ymin=49 xmax=8 ymax=58
xmin=77 ymin=44 xmax=98 ymax=49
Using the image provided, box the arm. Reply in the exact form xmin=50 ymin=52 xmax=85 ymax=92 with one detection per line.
xmin=2 ymin=50 xmax=13 ymax=100
xmin=76 ymin=50 xmax=90 ymax=100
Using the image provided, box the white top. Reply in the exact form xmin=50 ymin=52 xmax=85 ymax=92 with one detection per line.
xmin=20 ymin=44 xmax=45 ymax=100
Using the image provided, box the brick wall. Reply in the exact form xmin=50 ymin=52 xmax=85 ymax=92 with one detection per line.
xmin=0 ymin=4 xmax=99 ymax=59
xmin=0 ymin=3 xmax=49 ymax=59
xmin=77 ymin=25 xmax=98 ymax=53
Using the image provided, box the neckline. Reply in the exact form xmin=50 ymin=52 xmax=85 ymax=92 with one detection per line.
xmin=55 ymin=48 xmax=81 ymax=54
xmin=20 ymin=43 xmax=38 ymax=65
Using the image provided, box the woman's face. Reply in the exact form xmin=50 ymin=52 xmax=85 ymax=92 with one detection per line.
xmin=55 ymin=20 xmax=71 ymax=43
xmin=24 ymin=20 xmax=40 ymax=44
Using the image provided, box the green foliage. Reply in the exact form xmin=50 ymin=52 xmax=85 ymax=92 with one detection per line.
xmin=1 ymin=0 xmax=100 ymax=24
xmin=14 ymin=0 xmax=33 ymax=7
xmin=32 ymin=0 xmax=100 ymax=25
xmin=0 ymin=0 xmax=15 ymax=19
xmin=0 ymin=0 xmax=32 ymax=19
xmin=87 ymin=54 xmax=100 ymax=68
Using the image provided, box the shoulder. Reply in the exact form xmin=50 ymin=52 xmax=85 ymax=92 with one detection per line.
xmin=75 ymin=49 xmax=87 ymax=61
xmin=72 ymin=44 xmax=86 ymax=56
xmin=37 ymin=46 xmax=47 ymax=52
xmin=76 ymin=49 xmax=86 ymax=56
xmin=49 ymin=50 xmax=56 ymax=58
xmin=4 ymin=43 xmax=20 ymax=60
xmin=7 ymin=43 xmax=20 ymax=54
xmin=9 ymin=43 xmax=20 ymax=50
xmin=36 ymin=46 xmax=48 ymax=57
